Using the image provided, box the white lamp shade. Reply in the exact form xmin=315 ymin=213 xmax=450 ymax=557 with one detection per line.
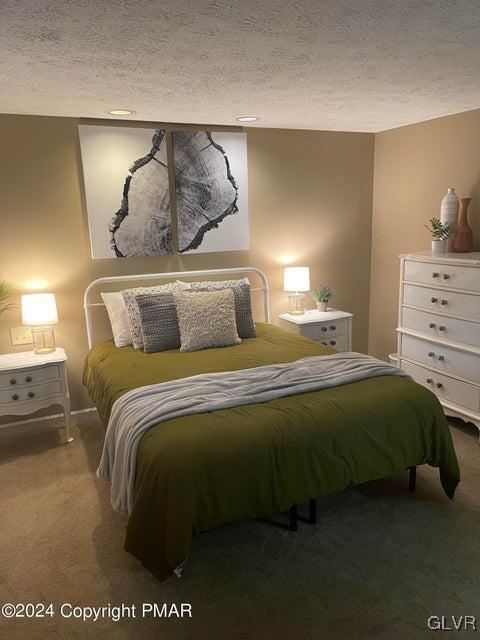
xmin=21 ymin=293 xmax=58 ymax=326
xmin=283 ymin=267 xmax=310 ymax=292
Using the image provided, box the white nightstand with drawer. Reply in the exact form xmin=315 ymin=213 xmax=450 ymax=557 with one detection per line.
xmin=0 ymin=348 xmax=72 ymax=443
xmin=278 ymin=309 xmax=353 ymax=351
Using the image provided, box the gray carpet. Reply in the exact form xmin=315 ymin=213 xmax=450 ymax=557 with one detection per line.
xmin=0 ymin=417 xmax=479 ymax=640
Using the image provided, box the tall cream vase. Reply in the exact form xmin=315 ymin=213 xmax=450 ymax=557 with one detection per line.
xmin=440 ymin=187 xmax=459 ymax=251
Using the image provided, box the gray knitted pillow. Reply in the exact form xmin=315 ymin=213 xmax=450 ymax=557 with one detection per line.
xmin=136 ymin=293 xmax=180 ymax=353
xmin=122 ymin=282 xmax=190 ymax=349
xmin=179 ymin=277 xmax=256 ymax=339
xmin=174 ymin=289 xmax=241 ymax=352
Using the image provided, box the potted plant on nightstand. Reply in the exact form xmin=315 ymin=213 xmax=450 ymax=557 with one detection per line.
xmin=0 ymin=280 xmax=15 ymax=317
xmin=425 ymin=218 xmax=455 ymax=254
xmin=311 ymin=285 xmax=332 ymax=312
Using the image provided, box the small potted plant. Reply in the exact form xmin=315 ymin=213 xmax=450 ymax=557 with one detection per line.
xmin=0 ymin=280 xmax=15 ymax=316
xmin=424 ymin=217 xmax=455 ymax=254
xmin=311 ymin=284 xmax=332 ymax=312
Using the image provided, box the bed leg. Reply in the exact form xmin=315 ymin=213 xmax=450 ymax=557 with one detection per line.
xmin=288 ymin=505 xmax=298 ymax=532
xmin=408 ymin=466 xmax=416 ymax=493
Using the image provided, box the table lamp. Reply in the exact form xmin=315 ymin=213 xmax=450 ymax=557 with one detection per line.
xmin=283 ymin=267 xmax=310 ymax=315
xmin=21 ymin=293 xmax=58 ymax=355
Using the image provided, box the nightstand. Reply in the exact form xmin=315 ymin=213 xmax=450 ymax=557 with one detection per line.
xmin=279 ymin=309 xmax=353 ymax=351
xmin=0 ymin=348 xmax=72 ymax=443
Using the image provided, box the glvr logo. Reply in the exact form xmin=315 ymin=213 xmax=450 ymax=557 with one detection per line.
xmin=428 ymin=616 xmax=476 ymax=631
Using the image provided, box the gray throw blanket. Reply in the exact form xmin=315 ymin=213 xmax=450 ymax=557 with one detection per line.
xmin=98 ymin=352 xmax=408 ymax=514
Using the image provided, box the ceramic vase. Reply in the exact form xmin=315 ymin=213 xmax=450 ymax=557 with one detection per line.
xmin=440 ymin=187 xmax=459 ymax=250
xmin=452 ymin=198 xmax=473 ymax=253
xmin=316 ymin=301 xmax=328 ymax=311
xmin=431 ymin=239 xmax=446 ymax=254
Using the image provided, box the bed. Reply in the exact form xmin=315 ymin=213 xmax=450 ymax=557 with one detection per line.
xmin=83 ymin=268 xmax=460 ymax=581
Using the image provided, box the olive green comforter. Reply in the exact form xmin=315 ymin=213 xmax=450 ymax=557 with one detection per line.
xmin=83 ymin=323 xmax=460 ymax=581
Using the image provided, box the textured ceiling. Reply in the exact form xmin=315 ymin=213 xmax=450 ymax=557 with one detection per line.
xmin=1 ymin=0 xmax=480 ymax=132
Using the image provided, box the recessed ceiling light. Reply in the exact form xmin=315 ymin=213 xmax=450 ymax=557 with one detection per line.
xmin=236 ymin=116 xmax=260 ymax=123
xmin=107 ymin=109 xmax=136 ymax=116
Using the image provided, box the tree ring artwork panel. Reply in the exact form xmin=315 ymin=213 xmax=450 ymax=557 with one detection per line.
xmin=173 ymin=131 xmax=249 ymax=253
xmin=79 ymin=125 xmax=172 ymax=258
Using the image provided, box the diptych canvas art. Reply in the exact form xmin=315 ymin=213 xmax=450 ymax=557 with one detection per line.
xmin=78 ymin=125 xmax=248 ymax=259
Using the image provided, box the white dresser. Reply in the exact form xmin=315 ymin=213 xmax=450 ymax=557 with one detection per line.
xmin=397 ymin=252 xmax=480 ymax=434
xmin=279 ymin=309 xmax=353 ymax=351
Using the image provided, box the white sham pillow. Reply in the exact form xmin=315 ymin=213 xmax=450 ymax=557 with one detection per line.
xmin=101 ymin=291 xmax=133 ymax=348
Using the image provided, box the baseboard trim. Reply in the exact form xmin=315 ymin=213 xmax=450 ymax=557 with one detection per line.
xmin=0 ymin=406 xmax=98 ymax=432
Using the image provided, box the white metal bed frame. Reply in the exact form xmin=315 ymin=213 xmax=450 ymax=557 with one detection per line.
xmin=83 ymin=267 xmax=270 ymax=349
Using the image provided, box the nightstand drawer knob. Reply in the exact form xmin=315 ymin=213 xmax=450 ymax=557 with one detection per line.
xmin=441 ymin=299 xmax=448 ymax=305
xmin=330 ymin=340 xmax=336 ymax=346
xmin=426 ymin=378 xmax=433 ymax=384
xmin=436 ymin=382 xmax=443 ymax=389
xmin=12 ymin=394 xmax=19 ymax=401
xmin=321 ymin=326 xmax=327 ymax=332
xmin=10 ymin=378 xmax=17 ymax=385
xmin=442 ymin=273 xmax=450 ymax=279
xmin=437 ymin=355 xmax=445 ymax=361
xmin=330 ymin=325 xmax=336 ymax=330
xmin=428 ymin=351 xmax=435 ymax=357
xmin=428 ymin=322 xmax=436 ymax=328
xmin=28 ymin=391 xmax=35 ymax=398
xmin=321 ymin=341 xmax=327 ymax=345
xmin=25 ymin=375 xmax=32 ymax=382
xmin=432 ymin=272 xmax=439 ymax=278
xmin=431 ymin=297 xmax=438 ymax=303
xmin=439 ymin=325 xmax=446 ymax=331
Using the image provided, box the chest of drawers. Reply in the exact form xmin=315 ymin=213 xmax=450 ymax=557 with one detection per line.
xmin=397 ymin=252 xmax=480 ymax=435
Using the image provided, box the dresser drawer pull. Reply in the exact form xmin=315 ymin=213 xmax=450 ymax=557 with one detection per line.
xmin=432 ymin=272 xmax=439 ymax=278
xmin=28 ymin=391 xmax=35 ymax=398
xmin=426 ymin=378 xmax=433 ymax=383
xmin=438 ymin=325 xmax=446 ymax=331
xmin=431 ymin=297 xmax=438 ymax=303
xmin=437 ymin=355 xmax=445 ymax=361
xmin=441 ymin=299 xmax=448 ymax=305
xmin=330 ymin=325 xmax=336 ymax=330
xmin=321 ymin=326 xmax=327 ymax=332
xmin=330 ymin=340 xmax=336 ymax=346
xmin=25 ymin=375 xmax=32 ymax=382
xmin=436 ymin=382 xmax=443 ymax=389
xmin=442 ymin=273 xmax=450 ymax=280
xmin=428 ymin=351 xmax=435 ymax=357
xmin=12 ymin=394 xmax=19 ymax=401
xmin=10 ymin=378 xmax=17 ymax=385
xmin=428 ymin=322 xmax=436 ymax=328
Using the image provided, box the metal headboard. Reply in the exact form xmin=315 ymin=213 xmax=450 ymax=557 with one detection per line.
xmin=83 ymin=267 xmax=270 ymax=348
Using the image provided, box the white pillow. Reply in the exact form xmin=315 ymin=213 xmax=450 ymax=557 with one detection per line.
xmin=101 ymin=292 xmax=133 ymax=348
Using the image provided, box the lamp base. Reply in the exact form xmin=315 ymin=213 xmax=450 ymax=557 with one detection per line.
xmin=32 ymin=326 xmax=56 ymax=355
xmin=288 ymin=292 xmax=306 ymax=315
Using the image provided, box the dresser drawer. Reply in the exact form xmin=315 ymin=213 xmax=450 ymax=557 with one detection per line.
xmin=301 ymin=317 xmax=350 ymax=340
xmin=315 ymin=333 xmax=350 ymax=351
xmin=0 ymin=380 xmax=62 ymax=405
xmin=402 ymin=307 xmax=480 ymax=348
xmin=402 ymin=334 xmax=480 ymax=382
xmin=402 ymin=360 xmax=480 ymax=412
xmin=403 ymin=284 xmax=480 ymax=320
xmin=404 ymin=260 xmax=480 ymax=293
xmin=0 ymin=364 xmax=60 ymax=390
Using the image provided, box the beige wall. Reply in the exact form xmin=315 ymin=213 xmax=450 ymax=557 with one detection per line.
xmin=369 ymin=108 xmax=480 ymax=360
xmin=0 ymin=115 xmax=374 ymax=412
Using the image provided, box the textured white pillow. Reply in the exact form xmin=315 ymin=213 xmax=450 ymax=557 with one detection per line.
xmin=174 ymin=289 xmax=241 ymax=352
xmin=101 ymin=292 xmax=132 ymax=348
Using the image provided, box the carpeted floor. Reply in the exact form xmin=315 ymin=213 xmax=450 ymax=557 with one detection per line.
xmin=0 ymin=417 xmax=479 ymax=640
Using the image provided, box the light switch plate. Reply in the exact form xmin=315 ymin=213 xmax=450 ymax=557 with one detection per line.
xmin=10 ymin=326 xmax=33 ymax=346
